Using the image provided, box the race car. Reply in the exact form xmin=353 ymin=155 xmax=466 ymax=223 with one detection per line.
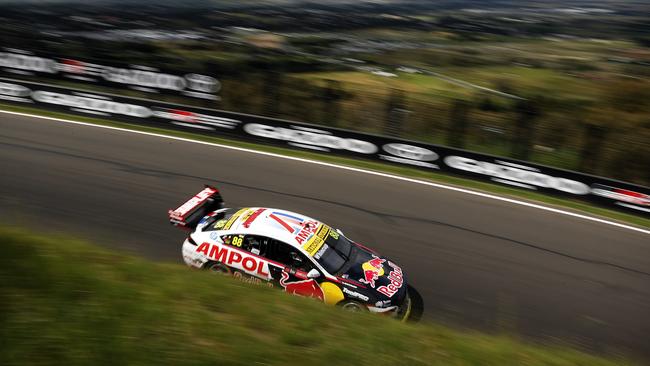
xmin=168 ymin=185 xmax=412 ymax=320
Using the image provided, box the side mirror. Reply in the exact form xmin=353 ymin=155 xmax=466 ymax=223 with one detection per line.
xmin=307 ymin=268 xmax=321 ymax=279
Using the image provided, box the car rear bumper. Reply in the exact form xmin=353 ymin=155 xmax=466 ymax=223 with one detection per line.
xmin=182 ymin=237 xmax=205 ymax=268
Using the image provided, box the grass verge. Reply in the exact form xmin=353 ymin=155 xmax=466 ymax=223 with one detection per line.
xmin=1 ymin=103 xmax=648 ymax=229
xmin=0 ymin=227 xmax=635 ymax=366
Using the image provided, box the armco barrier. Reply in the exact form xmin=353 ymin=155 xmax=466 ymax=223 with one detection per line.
xmin=1 ymin=78 xmax=648 ymax=217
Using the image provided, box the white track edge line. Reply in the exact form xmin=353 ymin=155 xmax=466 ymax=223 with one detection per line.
xmin=2 ymin=109 xmax=648 ymax=236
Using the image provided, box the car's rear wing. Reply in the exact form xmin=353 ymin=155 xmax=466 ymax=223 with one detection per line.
xmin=168 ymin=185 xmax=223 ymax=229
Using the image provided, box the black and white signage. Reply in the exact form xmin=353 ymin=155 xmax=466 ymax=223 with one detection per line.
xmin=32 ymin=90 xmax=153 ymax=118
xmin=380 ymin=143 xmax=439 ymax=168
xmin=1 ymin=78 xmax=647 ymax=217
xmin=443 ymin=156 xmax=591 ymax=195
xmin=243 ymin=123 xmax=378 ymax=154
xmin=590 ymin=184 xmax=650 ymax=213
xmin=0 ymin=80 xmax=236 ymax=131
xmin=0 ymin=81 xmax=32 ymax=102
xmin=0 ymin=49 xmax=220 ymax=100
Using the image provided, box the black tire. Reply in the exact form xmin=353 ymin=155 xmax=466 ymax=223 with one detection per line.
xmin=338 ymin=300 xmax=368 ymax=313
xmin=204 ymin=261 xmax=232 ymax=275
xmin=405 ymin=285 xmax=424 ymax=323
xmin=396 ymin=293 xmax=412 ymax=322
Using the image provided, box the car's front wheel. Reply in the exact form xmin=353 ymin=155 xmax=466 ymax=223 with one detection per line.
xmin=397 ymin=293 xmax=412 ymax=322
xmin=338 ymin=300 xmax=367 ymax=313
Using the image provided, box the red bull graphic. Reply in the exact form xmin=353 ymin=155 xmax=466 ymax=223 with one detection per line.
xmin=233 ymin=271 xmax=274 ymax=288
xmin=279 ymin=271 xmax=324 ymax=301
xmin=377 ymin=262 xmax=404 ymax=298
xmin=359 ymin=256 xmax=386 ymax=288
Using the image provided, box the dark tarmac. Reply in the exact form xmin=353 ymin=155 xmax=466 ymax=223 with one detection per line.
xmin=1 ymin=112 xmax=648 ymax=360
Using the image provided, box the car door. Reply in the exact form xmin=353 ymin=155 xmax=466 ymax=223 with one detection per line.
xmin=218 ymin=233 xmax=276 ymax=285
xmin=257 ymin=238 xmax=325 ymax=301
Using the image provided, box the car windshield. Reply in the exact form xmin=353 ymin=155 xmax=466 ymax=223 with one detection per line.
xmin=313 ymin=228 xmax=353 ymax=275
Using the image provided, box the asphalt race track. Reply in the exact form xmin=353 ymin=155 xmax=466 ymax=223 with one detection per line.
xmin=1 ymin=112 xmax=649 ymax=360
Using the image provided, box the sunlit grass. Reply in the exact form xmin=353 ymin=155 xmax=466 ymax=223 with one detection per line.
xmin=0 ymin=227 xmax=637 ymax=366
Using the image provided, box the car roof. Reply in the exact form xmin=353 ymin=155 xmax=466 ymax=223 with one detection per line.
xmin=206 ymin=207 xmax=327 ymax=252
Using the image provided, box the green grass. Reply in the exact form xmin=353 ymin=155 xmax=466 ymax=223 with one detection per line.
xmin=295 ymin=70 xmax=471 ymax=99
xmin=1 ymin=102 xmax=649 ymax=229
xmin=296 ymin=65 xmax=597 ymax=101
xmin=300 ymin=37 xmax=635 ymax=102
xmin=0 ymin=227 xmax=636 ymax=366
xmin=437 ymin=65 xmax=598 ymax=99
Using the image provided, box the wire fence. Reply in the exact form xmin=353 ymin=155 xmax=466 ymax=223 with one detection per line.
xmin=203 ymin=73 xmax=649 ymax=186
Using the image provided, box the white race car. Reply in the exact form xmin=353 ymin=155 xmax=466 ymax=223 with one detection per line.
xmin=168 ymin=185 xmax=412 ymax=320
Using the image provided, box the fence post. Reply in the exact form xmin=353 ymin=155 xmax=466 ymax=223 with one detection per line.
xmin=384 ymin=89 xmax=407 ymax=137
xmin=511 ymin=99 xmax=539 ymax=160
xmin=321 ymin=80 xmax=343 ymax=127
xmin=447 ymin=99 xmax=470 ymax=148
xmin=262 ymin=71 xmax=283 ymax=117
xmin=579 ymin=123 xmax=609 ymax=173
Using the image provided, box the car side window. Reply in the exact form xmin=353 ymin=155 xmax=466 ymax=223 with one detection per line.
xmin=243 ymin=235 xmax=269 ymax=256
xmin=266 ymin=240 xmax=313 ymax=272
xmin=221 ymin=234 xmax=245 ymax=248
xmin=221 ymin=234 xmax=269 ymax=256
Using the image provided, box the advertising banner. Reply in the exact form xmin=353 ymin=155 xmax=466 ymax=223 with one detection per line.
xmin=1 ymin=78 xmax=647 ymax=217
xmin=0 ymin=48 xmax=220 ymax=100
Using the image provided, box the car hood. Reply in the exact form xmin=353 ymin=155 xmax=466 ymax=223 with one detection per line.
xmin=340 ymin=248 xmax=407 ymax=302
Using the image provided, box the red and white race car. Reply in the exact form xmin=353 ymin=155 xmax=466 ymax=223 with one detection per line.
xmin=168 ymin=185 xmax=412 ymax=320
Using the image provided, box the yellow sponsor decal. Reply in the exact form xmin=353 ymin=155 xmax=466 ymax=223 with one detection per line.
xmin=304 ymin=238 xmax=324 ymax=256
xmin=316 ymin=224 xmax=330 ymax=240
xmin=320 ymin=282 xmax=345 ymax=305
xmin=238 ymin=209 xmax=254 ymax=224
xmin=222 ymin=208 xmax=249 ymax=230
xmin=303 ymin=224 xmax=330 ymax=256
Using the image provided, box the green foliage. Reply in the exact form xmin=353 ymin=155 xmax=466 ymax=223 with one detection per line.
xmin=0 ymin=227 xmax=635 ymax=366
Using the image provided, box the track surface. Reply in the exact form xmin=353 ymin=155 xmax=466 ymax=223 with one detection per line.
xmin=1 ymin=113 xmax=649 ymax=360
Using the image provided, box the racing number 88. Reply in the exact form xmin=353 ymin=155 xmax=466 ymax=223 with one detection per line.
xmin=232 ymin=236 xmax=243 ymax=247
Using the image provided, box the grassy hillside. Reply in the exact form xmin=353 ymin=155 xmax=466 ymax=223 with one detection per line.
xmin=0 ymin=226 xmax=635 ymax=366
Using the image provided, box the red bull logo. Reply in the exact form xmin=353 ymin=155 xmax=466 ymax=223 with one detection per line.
xmin=377 ymin=263 xmax=403 ymax=298
xmin=279 ymin=271 xmax=324 ymax=301
xmin=359 ymin=257 xmax=385 ymax=288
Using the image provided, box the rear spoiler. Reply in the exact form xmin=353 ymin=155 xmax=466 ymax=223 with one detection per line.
xmin=168 ymin=185 xmax=224 ymax=229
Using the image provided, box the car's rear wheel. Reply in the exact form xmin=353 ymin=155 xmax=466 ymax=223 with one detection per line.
xmin=338 ymin=300 xmax=367 ymax=313
xmin=204 ymin=261 xmax=231 ymax=275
